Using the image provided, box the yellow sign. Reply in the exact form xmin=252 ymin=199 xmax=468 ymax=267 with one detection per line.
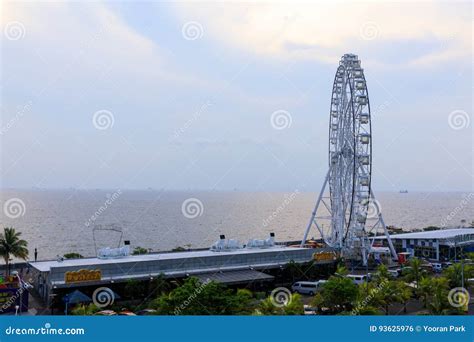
xmin=65 ymin=269 xmax=101 ymax=284
xmin=313 ymin=251 xmax=337 ymax=262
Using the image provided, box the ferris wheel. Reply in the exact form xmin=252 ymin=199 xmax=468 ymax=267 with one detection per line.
xmin=302 ymin=53 xmax=397 ymax=265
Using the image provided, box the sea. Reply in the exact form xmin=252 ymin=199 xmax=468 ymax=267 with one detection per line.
xmin=0 ymin=190 xmax=472 ymax=261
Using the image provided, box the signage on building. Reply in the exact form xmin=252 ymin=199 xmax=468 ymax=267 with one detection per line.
xmin=65 ymin=269 xmax=102 ymax=284
xmin=313 ymin=251 xmax=337 ymax=262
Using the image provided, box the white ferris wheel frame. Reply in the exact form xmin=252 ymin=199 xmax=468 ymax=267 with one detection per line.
xmin=302 ymin=54 xmax=397 ymax=265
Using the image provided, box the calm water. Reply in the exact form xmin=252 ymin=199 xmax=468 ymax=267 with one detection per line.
xmin=0 ymin=190 xmax=472 ymax=260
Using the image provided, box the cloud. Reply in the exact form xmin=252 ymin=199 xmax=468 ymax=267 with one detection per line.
xmin=1 ymin=1 xmax=218 ymax=100
xmin=172 ymin=1 xmax=471 ymax=68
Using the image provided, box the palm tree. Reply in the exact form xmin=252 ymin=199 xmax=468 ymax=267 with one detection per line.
xmin=396 ymin=281 xmax=412 ymax=313
xmin=427 ymin=278 xmax=450 ymax=315
xmin=443 ymin=263 xmax=473 ymax=289
xmin=375 ymin=280 xmax=402 ymax=315
xmin=403 ymin=257 xmax=425 ymax=289
xmin=374 ymin=264 xmax=391 ymax=284
xmin=0 ymin=227 xmax=29 ymax=275
xmin=417 ymin=277 xmax=433 ymax=308
xmin=71 ymin=303 xmax=99 ymax=316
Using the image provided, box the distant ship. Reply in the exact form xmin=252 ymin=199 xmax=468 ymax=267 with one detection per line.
xmin=399 ymin=190 xmax=408 ymax=193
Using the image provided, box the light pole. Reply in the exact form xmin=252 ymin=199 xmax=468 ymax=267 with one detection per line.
xmin=11 ymin=271 xmax=22 ymax=315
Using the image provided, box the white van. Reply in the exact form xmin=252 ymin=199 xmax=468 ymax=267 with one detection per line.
xmin=291 ymin=280 xmax=326 ymax=295
xmin=347 ymin=274 xmax=367 ymax=285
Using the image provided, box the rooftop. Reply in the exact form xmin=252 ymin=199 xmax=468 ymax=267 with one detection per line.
xmin=30 ymin=245 xmax=309 ymax=272
xmin=382 ymin=228 xmax=474 ymax=240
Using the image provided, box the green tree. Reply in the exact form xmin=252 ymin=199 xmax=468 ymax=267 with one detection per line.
xmin=353 ymin=282 xmax=384 ymax=315
xmin=63 ymin=252 xmax=83 ymax=259
xmin=282 ymin=260 xmax=304 ymax=282
xmin=152 ymin=277 xmax=254 ymax=315
xmin=257 ymin=293 xmax=304 ymax=315
xmin=334 ymin=264 xmax=349 ymax=276
xmin=373 ymin=280 xmax=402 ymax=315
xmin=132 ymin=247 xmax=148 ymax=255
xmin=443 ymin=263 xmax=473 ymax=289
xmin=0 ymin=227 xmax=28 ymax=275
xmin=396 ymin=281 xmax=412 ymax=314
xmin=71 ymin=303 xmax=99 ymax=315
xmin=427 ymin=277 xmax=451 ymax=315
xmin=417 ymin=277 xmax=463 ymax=315
xmin=148 ymin=274 xmax=171 ymax=297
xmin=373 ymin=264 xmax=391 ymax=283
xmin=418 ymin=277 xmax=433 ymax=308
xmin=352 ymin=306 xmax=380 ymax=315
xmin=312 ymin=268 xmax=358 ymax=314
xmin=230 ymin=289 xmax=255 ymax=315
xmin=125 ymin=279 xmax=147 ymax=299
xmin=403 ymin=257 xmax=425 ymax=289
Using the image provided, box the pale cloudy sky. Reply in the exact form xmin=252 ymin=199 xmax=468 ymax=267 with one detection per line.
xmin=1 ymin=0 xmax=472 ymax=191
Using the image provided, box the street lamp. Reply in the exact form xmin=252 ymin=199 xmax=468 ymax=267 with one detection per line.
xmin=11 ymin=271 xmax=22 ymax=315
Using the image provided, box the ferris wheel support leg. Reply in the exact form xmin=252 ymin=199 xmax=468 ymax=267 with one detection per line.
xmin=301 ymin=169 xmax=330 ymax=247
xmin=370 ymin=190 xmax=398 ymax=260
xmin=362 ymin=247 xmax=368 ymax=266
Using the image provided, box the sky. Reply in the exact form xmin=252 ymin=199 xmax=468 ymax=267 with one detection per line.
xmin=0 ymin=0 xmax=472 ymax=192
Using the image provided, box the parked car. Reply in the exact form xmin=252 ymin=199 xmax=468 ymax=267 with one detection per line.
xmin=95 ymin=310 xmax=117 ymax=316
xmin=136 ymin=309 xmax=157 ymax=316
xmin=420 ymin=263 xmax=434 ymax=273
xmin=346 ymin=274 xmax=367 ymax=285
xmin=388 ymin=269 xmax=399 ymax=278
xmin=432 ymin=263 xmax=443 ymax=273
xmin=303 ymin=305 xmax=317 ymax=315
xmin=291 ymin=280 xmax=326 ymax=295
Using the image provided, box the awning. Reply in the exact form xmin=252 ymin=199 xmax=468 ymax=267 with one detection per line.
xmin=195 ymin=270 xmax=274 ymax=285
xmin=63 ymin=290 xmax=91 ymax=304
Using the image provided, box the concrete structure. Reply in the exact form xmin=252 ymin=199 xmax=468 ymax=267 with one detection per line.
xmin=377 ymin=228 xmax=474 ymax=261
xmin=29 ymin=246 xmax=331 ymax=304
